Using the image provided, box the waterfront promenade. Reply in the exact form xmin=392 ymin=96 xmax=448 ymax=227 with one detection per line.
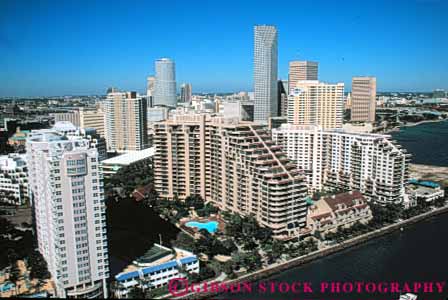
xmin=159 ymin=203 xmax=448 ymax=299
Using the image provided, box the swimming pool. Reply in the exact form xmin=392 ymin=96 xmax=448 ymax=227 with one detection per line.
xmin=0 ymin=282 xmax=15 ymax=292
xmin=185 ymin=221 xmax=218 ymax=233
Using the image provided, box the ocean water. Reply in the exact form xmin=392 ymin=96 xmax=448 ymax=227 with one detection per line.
xmin=391 ymin=120 xmax=448 ymax=167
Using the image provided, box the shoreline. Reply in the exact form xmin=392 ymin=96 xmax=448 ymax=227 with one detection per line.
xmin=383 ymin=118 xmax=447 ymax=134
xmin=164 ymin=204 xmax=448 ymax=299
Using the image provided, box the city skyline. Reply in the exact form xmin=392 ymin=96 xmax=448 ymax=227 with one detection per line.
xmin=1 ymin=0 xmax=447 ymax=97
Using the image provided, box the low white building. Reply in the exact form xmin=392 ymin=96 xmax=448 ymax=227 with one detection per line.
xmin=114 ymin=244 xmax=199 ymax=298
xmin=101 ymin=147 xmax=154 ymax=178
xmin=0 ymin=154 xmax=28 ymax=205
xmin=407 ymin=180 xmax=445 ymax=203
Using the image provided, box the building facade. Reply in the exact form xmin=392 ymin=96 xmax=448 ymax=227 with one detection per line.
xmin=288 ymin=80 xmax=344 ymax=129
xmin=351 ymin=77 xmax=377 ymax=123
xmin=105 ymin=91 xmax=148 ymax=152
xmin=288 ymin=61 xmax=318 ymax=92
xmin=0 ymin=154 xmax=28 ymax=205
xmin=254 ymin=25 xmax=278 ymax=124
xmin=304 ymin=191 xmax=372 ymax=237
xmin=26 ymin=130 xmax=109 ymax=298
xmin=79 ymin=108 xmax=106 ymax=138
xmin=180 ymin=83 xmax=192 ymax=103
xmin=278 ymin=80 xmax=288 ymax=117
xmin=113 ymin=244 xmax=199 ymax=298
xmin=153 ymin=114 xmax=308 ymax=239
xmin=272 ymin=124 xmax=411 ymax=204
xmin=154 ymin=58 xmax=177 ymax=107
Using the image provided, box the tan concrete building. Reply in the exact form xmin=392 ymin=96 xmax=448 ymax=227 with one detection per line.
xmin=304 ymin=191 xmax=372 ymax=237
xmin=351 ymin=77 xmax=376 ymax=123
xmin=105 ymin=91 xmax=148 ymax=152
xmin=153 ymin=113 xmax=308 ymax=239
xmin=288 ymin=80 xmax=344 ymax=129
xmin=79 ymin=108 xmax=106 ymax=137
xmin=288 ymin=61 xmax=318 ymax=92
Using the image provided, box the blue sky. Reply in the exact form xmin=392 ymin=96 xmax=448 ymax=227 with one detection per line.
xmin=0 ymin=0 xmax=447 ymax=96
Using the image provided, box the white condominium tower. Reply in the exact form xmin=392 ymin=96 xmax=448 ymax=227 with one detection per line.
xmin=288 ymin=61 xmax=318 ymax=92
xmin=26 ymin=130 xmax=109 ymax=298
xmin=351 ymin=76 xmax=377 ymax=123
xmin=254 ymin=25 xmax=278 ymax=124
xmin=288 ymin=80 xmax=344 ymax=129
xmin=105 ymin=91 xmax=148 ymax=152
xmin=272 ymin=124 xmax=411 ymax=204
xmin=153 ymin=114 xmax=308 ymax=239
xmin=154 ymin=58 xmax=177 ymax=107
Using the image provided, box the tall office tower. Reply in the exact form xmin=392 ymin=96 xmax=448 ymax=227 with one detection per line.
xmin=273 ymin=124 xmax=411 ymax=204
xmin=26 ymin=130 xmax=109 ymax=298
xmin=288 ymin=80 xmax=344 ymax=129
xmin=277 ymin=80 xmax=288 ymax=117
xmin=180 ymin=83 xmax=192 ymax=103
xmin=146 ymin=76 xmax=156 ymax=96
xmin=154 ymin=58 xmax=177 ymax=107
xmin=153 ymin=113 xmax=308 ymax=239
xmin=351 ymin=77 xmax=377 ymax=123
xmin=146 ymin=76 xmax=156 ymax=108
xmin=105 ymin=91 xmax=148 ymax=152
xmin=288 ymin=61 xmax=318 ymax=92
xmin=254 ymin=25 xmax=278 ymax=123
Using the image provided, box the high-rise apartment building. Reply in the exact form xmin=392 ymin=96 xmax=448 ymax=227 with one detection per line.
xmin=288 ymin=80 xmax=344 ymax=129
xmin=153 ymin=114 xmax=308 ymax=239
xmin=26 ymin=130 xmax=109 ymax=298
xmin=254 ymin=25 xmax=278 ymax=123
xmin=154 ymin=58 xmax=176 ymax=107
xmin=273 ymin=124 xmax=411 ymax=204
xmin=105 ymin=91 xmax=148 ymax=152
xmin=288 ymin=61 xmax=318 ymax=92
xmin=180 ymin=83 xmax=192 ymax=103
xmin=351 ymin=77 xmax=377 ymax=123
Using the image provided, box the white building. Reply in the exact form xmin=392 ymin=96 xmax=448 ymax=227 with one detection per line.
xmin=272 ymin=124 xmax=411 ymax=204
xmin=154 ymin=58 xmax=177 ymax=107
xmin=113 ymin=244 xmax=199 ymax=298
xmin=254 ymin=25 xmax=278 ymax=123
xmin=0 ymin=154 xmax=28 ymax=205
xmin=26 ymin=130 xmax=109 ymax=298
xmin=288 ymin=80 xmax=344 ymax=129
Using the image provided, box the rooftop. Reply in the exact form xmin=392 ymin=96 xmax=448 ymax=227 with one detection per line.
xmin=101 ymin=147 xmax=155 ymax=166
xmin=134 ymin=244 xmax=173 ymax=266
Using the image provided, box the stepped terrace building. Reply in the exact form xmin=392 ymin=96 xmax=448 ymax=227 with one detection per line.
xmin=0 ymin=154 xmax=28 ymax=205
xmin=272 ymin=124 xmax=411 ymax=204
xmin=153 ymin=113 xmax=308 ymax=239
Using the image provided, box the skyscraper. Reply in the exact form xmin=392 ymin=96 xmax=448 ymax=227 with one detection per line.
xmin=351 ymin=77 xmax=377 ymax=123
xmin=277 ymin=80 xmax=288 ymax=117
xmin=105 ymin=91 xmax=148 ymax=152
xmin=26 ymin=130 xmax=109 ymax=298
xmin=180 ymin=83 xmax=192 ymax=103
xmin=146 ymin=76 xmax=156 ymax=96
xmin=254 ymin=25 xmax=278 ymax=123
xmin=288 ymin=80 xmax=344 ymax=129
xmin=288 ymin=61 xmax=318 ymax=92
xmin=154 ymin=58 xmax=176 ymax=107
